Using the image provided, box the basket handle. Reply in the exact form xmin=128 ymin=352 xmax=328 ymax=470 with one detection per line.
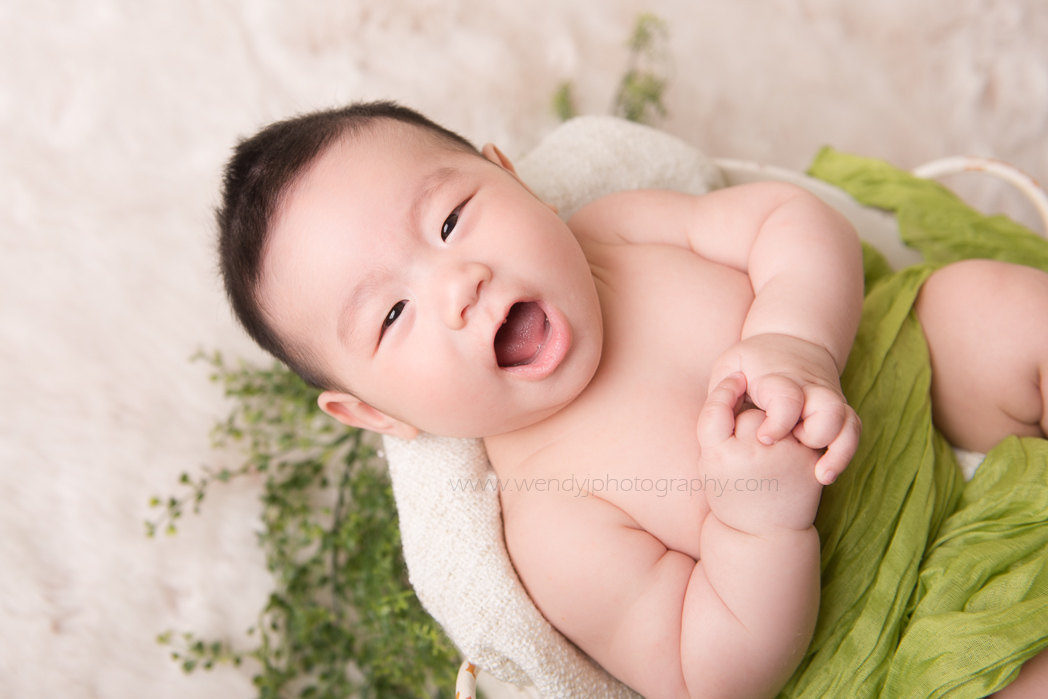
xmin=912 ymin=156 xmax=1048 ymax=235
xmin=455 ymin=660 xmax=479 ymax=698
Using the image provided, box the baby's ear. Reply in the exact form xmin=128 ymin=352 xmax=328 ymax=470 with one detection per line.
xmin=481 ymin=143 xmax=517 ymax=173
xmin=317 ymin=391 xmax=419 ymax=440
xmin=482 ymin=143 xmax=558 ymax=214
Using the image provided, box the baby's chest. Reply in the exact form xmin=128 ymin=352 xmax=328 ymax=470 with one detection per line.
xmin=592 ymin=243 xmax=752 ymax=390
xmin=542 ymin=245 xmax=754 ymax=558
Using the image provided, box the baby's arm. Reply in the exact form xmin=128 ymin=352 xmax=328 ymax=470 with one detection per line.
xmin=506 ymin=375 xmax=822 ymax=698
xmin=689 ymin=372 xmax=823 ymax=695
xmin=700 ymin=183 xmax=863 ymax=484
xmin=570 ymin=183 xmax=864 ymax=483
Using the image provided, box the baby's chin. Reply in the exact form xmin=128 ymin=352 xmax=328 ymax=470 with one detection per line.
xmin=426 ymin=412 xmax=559 ymax=441
xmin=420 ymin=391 xmax=586 ymax=441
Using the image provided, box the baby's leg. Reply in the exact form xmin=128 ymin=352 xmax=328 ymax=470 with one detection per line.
xmin=919 ymin=260 xmax=1048 ymax=695
xmin=994 ymin=647 xmax=1048 ymax=697
xmin=915 ymin=259 xmax=1048 ymax=452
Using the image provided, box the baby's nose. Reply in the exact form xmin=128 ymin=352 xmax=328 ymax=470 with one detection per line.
xmin=437 ymin=261 xmax=492 ymax=329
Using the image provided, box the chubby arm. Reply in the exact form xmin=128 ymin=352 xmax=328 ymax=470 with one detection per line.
xmin=569 ymin=184 xmax=863 ymax=353
xmin=506 ymin=379 xmax=823 ymax=699
xmin=691 ymin=182 xmax=863 ymax=367
xmin=570 ymin=184 xmax=865 ymax=482
xmin=508 ymin=505 xmax=820 ymax=699
xmin=687 ymin=373 xmax=823 ymax=696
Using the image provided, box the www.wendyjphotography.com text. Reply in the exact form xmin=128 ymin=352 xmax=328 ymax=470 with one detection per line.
xmin=448 ymin=473 xmax=780 ymax=499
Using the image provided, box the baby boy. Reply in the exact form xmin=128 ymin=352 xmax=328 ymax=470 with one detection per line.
xmin=217 ymin=102 xmax=1048 ymax=697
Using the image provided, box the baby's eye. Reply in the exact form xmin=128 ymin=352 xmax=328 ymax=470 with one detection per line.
xmin=441 ymin=204 xmax=463 ymax=241
xmin=381 ymin=300 xmax=406 ymax=337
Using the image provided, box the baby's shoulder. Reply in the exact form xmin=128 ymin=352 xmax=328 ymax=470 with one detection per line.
xmin=567 ymin=188 xmax=698 ymax=247
xmin=565 ymin=187 xmax=721 ymax=255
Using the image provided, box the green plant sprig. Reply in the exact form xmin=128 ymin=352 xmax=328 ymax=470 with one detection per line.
xmin=149 ymin=351 xmax=459 ymax=698
xmin=613 ymin=13 xmax=671 ymax=123
xmin=552 ymin=12 xmax=672 ymax=124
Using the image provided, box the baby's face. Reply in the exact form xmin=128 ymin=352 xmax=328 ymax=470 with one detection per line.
xmin=260 ymin=122 xmax=604 ymax=438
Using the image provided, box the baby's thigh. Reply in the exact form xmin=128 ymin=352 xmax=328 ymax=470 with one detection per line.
xmin=915 ymin=259 xmax=1048 ymax=452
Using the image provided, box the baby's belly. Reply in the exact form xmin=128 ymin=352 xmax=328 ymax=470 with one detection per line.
xmin=573 ymin=409 xmax=711 ymax=560
xmin=539 ymin=362 xmax=716 ymax=559
xmin=566 ymin=243 xmax=752 ymax=558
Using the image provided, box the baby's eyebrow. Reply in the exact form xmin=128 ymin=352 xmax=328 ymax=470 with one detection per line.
xmin=410 ymin=166 xmax=458 ymax=227
xmin=337 ymin=268 xmax=382 ymax=350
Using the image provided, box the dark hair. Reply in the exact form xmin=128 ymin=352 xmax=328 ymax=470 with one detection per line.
xmin=216 ymin=101 xmax=479 ymax=389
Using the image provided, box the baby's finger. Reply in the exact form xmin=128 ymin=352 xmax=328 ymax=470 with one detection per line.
xmin=812 ymin=408 xmax=861 ymax=485
xmin=752 ymin=374 xmax=804 ymax=445
xmin=792 ymin=386 xmax=849 ymax=449
xmin=697 ymin=372 xmax=747 ymax=448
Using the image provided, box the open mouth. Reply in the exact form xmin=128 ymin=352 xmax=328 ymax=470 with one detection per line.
xmin=494 ymin=301 xmax=550 ymax=368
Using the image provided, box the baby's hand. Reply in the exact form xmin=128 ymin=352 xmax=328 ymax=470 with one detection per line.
xmin=708 ymin=334 xmax=860 ymax=485
xmin=697 ymin=373 xmax=823 ymax=533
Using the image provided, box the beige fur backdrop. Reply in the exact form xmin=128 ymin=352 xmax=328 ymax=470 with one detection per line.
xmin=2 ymin=1 xmax=1047 ymax=697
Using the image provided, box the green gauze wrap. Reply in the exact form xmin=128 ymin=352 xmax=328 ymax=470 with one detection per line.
xmin=780 ymin=149 xmax=1048 ymax=698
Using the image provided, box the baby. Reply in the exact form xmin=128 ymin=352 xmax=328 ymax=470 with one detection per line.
xmin=217 ymin=101 xmax=1048 ymax=697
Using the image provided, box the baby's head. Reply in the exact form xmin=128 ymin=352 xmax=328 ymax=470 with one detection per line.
xmin=217 ymin=102 xmax=603 ymax=440
xmin=217 ymin=102 xmax=476 ymax=390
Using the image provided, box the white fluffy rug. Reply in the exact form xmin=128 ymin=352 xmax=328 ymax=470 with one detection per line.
xmin=3 ymin=1 xmax=1046 ymax=697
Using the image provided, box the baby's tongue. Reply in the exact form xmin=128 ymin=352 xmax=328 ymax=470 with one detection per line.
xmin=495 ymin=302 xmax=548 ymax=367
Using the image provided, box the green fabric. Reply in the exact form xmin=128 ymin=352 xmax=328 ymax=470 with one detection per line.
xmin=779 ymin=149 xmax=1048 ymax=698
